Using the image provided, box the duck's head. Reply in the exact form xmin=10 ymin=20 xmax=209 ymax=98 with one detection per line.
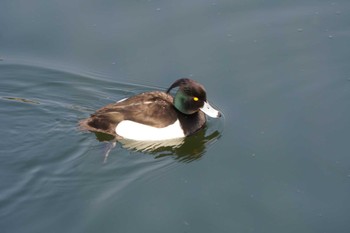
xmin=166 ymin=78 xmax=221 ymax=118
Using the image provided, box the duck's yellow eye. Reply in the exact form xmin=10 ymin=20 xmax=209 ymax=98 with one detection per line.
xmin=193 ymin=97 xmax=199 ymax=101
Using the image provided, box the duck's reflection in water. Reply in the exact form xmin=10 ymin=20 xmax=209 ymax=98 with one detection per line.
xmin=93 ymin=128 xmax=221 ymax=163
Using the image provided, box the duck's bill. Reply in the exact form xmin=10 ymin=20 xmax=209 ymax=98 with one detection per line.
xmin=200 ymin=101 xmax=222 ymax=118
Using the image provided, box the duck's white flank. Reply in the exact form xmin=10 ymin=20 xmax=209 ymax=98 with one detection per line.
xmin=115 ymin=120 xmax=185 ymax=141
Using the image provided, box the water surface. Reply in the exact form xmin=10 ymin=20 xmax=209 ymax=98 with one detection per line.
xmin=1 ymin=0 xmax=350 ymax=232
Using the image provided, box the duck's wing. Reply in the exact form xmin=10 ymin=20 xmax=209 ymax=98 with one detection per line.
xmin=79 ymin=92 xmax=177 ymax=136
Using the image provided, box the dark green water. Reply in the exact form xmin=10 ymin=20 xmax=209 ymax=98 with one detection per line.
xmin=1 ymin=0 xmax=350 ymax=233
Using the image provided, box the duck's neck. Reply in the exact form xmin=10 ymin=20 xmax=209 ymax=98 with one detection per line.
xmin=176 ymin=110 xmax=206 ymax=136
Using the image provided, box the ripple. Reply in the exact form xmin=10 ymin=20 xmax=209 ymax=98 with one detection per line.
xmin=1 ymin=96 xmax=41 ymax=105
xmin=0 ymin=63 xmax=225 ymax=229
